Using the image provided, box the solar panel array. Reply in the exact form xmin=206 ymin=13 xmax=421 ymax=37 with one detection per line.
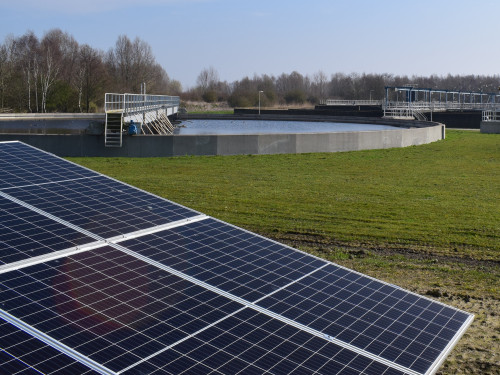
xmin=0 ymin=141 xmax=473 ymax=375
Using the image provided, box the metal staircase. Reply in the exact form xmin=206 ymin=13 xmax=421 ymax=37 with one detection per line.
xmin=105 ymin=112 xmax=123 ymax=147
xmin=383 ymin=106 xmax=428 ymax=121
xmin=412 ymin=109 xmax=427 ymax=121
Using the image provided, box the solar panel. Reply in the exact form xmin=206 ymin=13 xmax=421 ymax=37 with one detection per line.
xmin=117 ymin=218 xmax=471 ymax=374
xmin=0 ymin=141 xmax=473 ymax=375
xmin=0 ymin=141 xmax=99 ymax=190
xmin=3 ymin=176 xmax=199 ymax=238
xmin=0 ymin=318 xmax=99 ymax=375
xmin=122 ymin=308 xmax=409 ymax=375
xmin=0 ymin=247 xmax=243 ymax=373
xmin=119 ymin=218 xmax=327 ymax=302
xmin=255 ymin=264 xmax=470 ymax=373
xmin=0 ymin=197 xmax=97 ymax=266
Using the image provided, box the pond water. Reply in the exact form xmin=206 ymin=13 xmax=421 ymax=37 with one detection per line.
xmin=174 ymin=119 xmax=398 ymax=135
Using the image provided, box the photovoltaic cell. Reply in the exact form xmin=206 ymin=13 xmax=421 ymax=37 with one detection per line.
xmin=256 ymin=264 xmax=471 ymax=373
xmin=121 ymin=218 xmax=326 ymax=302
xmin=0 ymin=197 xmax=96 ymax=266
xmin=0 ymin=142 xmax=473 ymax=375
xmin=118 ymin=217 xmax=472 ymax=374
xmin=4 ymin=176 xmax=199 ymax=238
xmin=0 ymin=318 xmax=99 ymax=375
xmin=123 ymin=308 xmax=409 ymax=375
xmin=0 ymin=247 xmax=243 ymax=373
xmin=0 ymin=142 xmax=99 ymax=190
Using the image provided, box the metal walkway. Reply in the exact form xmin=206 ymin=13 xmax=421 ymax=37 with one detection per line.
xmin=383 ymin=86 xmax=500 ymax=121
xmin=104 ymin=93 xmax=180 ymax=147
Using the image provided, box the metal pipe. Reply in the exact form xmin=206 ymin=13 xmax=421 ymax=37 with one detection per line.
xmin=258 ymin=91 xmax=263 ymax=115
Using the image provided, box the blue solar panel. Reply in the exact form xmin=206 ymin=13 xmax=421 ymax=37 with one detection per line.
xmin=3 ymin=176 xmax=199 ymax=238
xmin=0 ymin=318 xmax=99 ymax=375
xmin=0 ymin=141 xmax=99 ymax=190
xmin=255 ymin=264 xmax=471 ymax=373
xmin=118 ymin=218 xmax=473 ymax=374
xmin=0 ymin=197 xmax=96 ymax=266
xmin=0 ymin=246 xmax=243 ymax=373
xmin=121 ymin=218 xmax=327 ymax=302
xmin=0 ymin=141 xmax=473 ymax=375
xmin=123 ymin=308 xmax=409 ymax=375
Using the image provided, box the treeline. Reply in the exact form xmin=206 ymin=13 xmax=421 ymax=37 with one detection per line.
xmin=1 ymin=30 xmax=499 ymax=113
xmin=185 ymin=68 xmax=500 ymax=107
xmin=0 ymin=29 xmax=181 ymax=113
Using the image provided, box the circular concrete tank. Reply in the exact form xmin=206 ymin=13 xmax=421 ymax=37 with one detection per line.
xmin=0 ymin=114 xmax=445 ymax=157
xmin=164 ymin=114 xmax=445 ymax=157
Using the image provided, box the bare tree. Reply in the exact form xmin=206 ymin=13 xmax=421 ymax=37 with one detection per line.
xmin=77 ymin=44 xmax=105 ymax=112
xmin=275 ymin=71 xmax=307 ymax=104
xmin=4 ymin=29 xmax=500 ymax=112
xmin=58 ymin=31 xmax=79 ymax=87
xmin=196 ymin=66 xmax=219 ymax=92
xmin=39 ymin=31 xmax=63 ymax=112
xmin=107 ymin=35 xmax=169 ymax=94
xmin=0 ymin=42 xmax=10 ymax=109
xmin=111 ymin=35 xmax=133 ymax=91
xmin=167 ymin=79 xmax=183 ymax=96
xmin=227 ymin=76 xmax=258 ymax=107
xmin=130 ymin=37 xmax=156 ymax=91
xmin=311 ymin=70 xmax=328 ymax=101
xmin=11 ymin=31 xmax=40 ymax=112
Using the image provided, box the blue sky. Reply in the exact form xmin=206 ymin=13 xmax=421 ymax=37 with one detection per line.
xmin=1 ymin=0 xmax=499 ymax=89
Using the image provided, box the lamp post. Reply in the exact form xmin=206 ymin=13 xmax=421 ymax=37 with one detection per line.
xmin=369 ymin=90 xmax=374 ymax=102
xmin=259 ymin=91 xmax=263 ymax=115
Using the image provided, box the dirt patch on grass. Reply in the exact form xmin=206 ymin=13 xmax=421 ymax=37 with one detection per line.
xmin=437 ymin=297 xmax=500 ymax=375
xmin=280 ymin=233 xmax=499 ymax=270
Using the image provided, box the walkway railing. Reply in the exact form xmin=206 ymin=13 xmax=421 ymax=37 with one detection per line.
xmin=321 ymin=99 xmax=383 ymax=106
xmin=384 ymin=101 xmax=498 ymax=112
xmin=383 ymin=101 xmax=500 ymax=121
xmin=322 ymin=96 xmax=500 ymax=123
xmin=105 ymin=93 xmax=180 ymax=115
xmin=322 ymin=99 xmax=498 ymax=112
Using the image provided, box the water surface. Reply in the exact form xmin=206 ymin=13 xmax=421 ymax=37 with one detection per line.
xmin=175 ymin=119 xmax=398 ymax=135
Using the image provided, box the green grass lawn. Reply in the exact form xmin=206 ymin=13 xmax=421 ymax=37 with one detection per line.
xmin=69 ymin=130 xmax=500 ymax=374
xmin=71 ymin=130 xmax=499 ymax=260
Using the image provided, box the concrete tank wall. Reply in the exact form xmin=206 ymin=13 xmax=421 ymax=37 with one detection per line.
xmin=0 ymin=123 xmax=445 ymax=157
xmin=480 ymin=121 xmax=500 ymax=134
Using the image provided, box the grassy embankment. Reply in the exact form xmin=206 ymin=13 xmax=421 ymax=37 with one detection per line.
xmin=70 ymin=130 xmax=499 ymax=374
